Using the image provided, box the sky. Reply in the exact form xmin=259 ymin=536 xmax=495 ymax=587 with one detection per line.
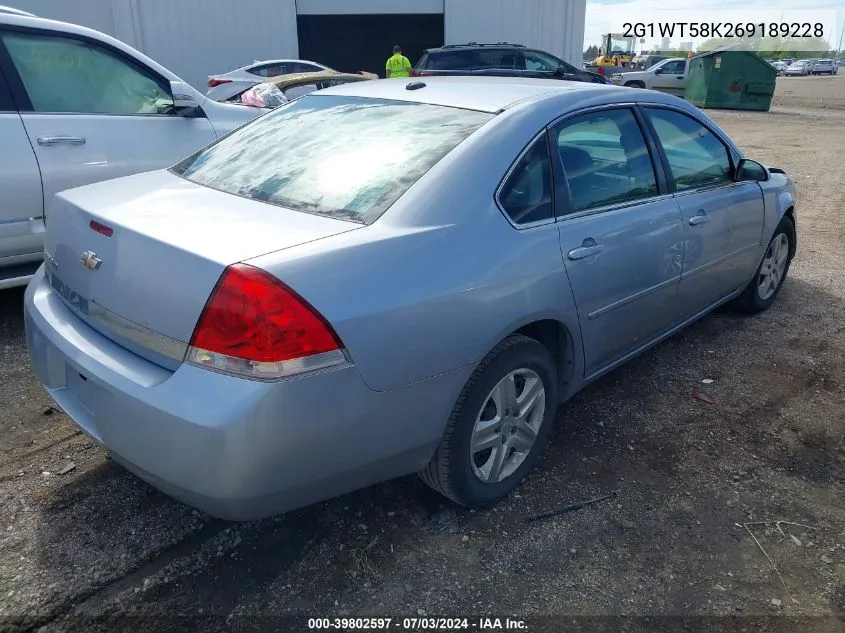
xmin=585 ymin=0 xmax=844 ymax=52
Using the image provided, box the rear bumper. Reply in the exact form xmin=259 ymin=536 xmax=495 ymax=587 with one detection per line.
xmin=24 ymin=266 xmax=465 ymax=520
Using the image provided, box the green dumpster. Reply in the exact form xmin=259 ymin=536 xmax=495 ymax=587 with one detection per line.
xmin=684 ymin=48 xmax=776 ymax=111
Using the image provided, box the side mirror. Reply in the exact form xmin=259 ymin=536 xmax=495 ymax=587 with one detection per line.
xmin=654 ymin=67 xmax=664 ymax=74
xmin=734 ymin=158 xmax=769 ymax=182
xmin=170 ymin=80 xmax=200 ymax=111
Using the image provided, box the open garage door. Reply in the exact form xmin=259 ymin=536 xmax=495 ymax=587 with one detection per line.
xmin=297 ymin=13 xmax=444 ymax=77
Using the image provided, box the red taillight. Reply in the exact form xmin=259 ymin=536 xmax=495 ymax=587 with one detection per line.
xmin=89 ymin=220 xmax=113 ymax=237
xmin=598 ymin=67 xmax=606 ymax=76
xmin=208 ymin=78 xmax=232 ymax=88
xmin=187 ymin=264 xmax=346 ymax=379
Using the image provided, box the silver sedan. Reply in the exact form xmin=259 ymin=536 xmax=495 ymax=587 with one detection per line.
xmin=25 ymin=77 xmax=797 ymax=520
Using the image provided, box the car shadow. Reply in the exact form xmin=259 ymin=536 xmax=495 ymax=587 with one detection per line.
xmin=10 ymin=271 xmax=844 ymax=628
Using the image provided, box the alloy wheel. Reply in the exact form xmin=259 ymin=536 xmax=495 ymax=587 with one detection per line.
xmin=469 ymin=369 xmax=546 ymax=483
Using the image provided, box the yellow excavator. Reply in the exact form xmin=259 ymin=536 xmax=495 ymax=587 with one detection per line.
xmin=592 ymin=33 xmax=636 ymax=68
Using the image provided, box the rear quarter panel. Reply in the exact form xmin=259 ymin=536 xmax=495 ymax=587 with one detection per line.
xmin=245 ymin=99 xmax=588 ymax=394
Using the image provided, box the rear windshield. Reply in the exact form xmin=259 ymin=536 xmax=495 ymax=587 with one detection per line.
xmin=171 ymin=95 xmax=493 ymax=223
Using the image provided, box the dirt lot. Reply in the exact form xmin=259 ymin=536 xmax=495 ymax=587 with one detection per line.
xmin=1 ymin=74 xmax=844 ymax=633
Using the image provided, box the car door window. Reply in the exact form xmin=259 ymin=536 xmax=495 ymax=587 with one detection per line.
xmin=2 ymin=31 xmax=173 ymax=115
xmin=644 ymin=108 xmax=732 ymax=191
xmin=555 ymin=108 xmax=658 ymax=212
xmin=0 ymin=67 xmax=14 ymax=111
xmin=249 ymin=63 xmax=291 ymax=77
xmin=498 ymin=135 xmax=554 ymax=225
xmin=476 ymin=49 xmax=521 ymax=70
xmin=524 ymin=51 xmax=562 ymax=72
xmin=660 ymin=61 xmax=685 ymax=74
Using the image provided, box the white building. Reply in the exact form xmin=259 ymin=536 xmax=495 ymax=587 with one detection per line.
xmin=9 ymin=0 xmax=587 ymax=90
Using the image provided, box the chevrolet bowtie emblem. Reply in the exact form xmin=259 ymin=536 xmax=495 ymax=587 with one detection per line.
xmin=80 ymin=250 xmax=102 ymax=271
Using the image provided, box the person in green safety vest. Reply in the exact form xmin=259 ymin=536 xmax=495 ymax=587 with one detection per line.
xmin=385 ymin=45 xmax=412 ymax=79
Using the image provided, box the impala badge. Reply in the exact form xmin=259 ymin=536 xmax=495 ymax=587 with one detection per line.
xmin=80 ymin=250 xmax=102 ymax=271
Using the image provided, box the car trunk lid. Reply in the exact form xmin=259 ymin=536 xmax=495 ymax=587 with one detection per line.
xmin=44 ymin=170 xmax=363 ymax=369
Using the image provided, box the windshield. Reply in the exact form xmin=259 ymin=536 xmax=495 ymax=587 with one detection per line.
xmin=607 ymin=35 xmax=634 ymax=54
xmin=171 ymin=95 xmax=494 ymax=223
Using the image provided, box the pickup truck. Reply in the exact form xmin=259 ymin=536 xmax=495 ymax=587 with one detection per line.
xmin=609 ymin=57 xmax=688 ymax=95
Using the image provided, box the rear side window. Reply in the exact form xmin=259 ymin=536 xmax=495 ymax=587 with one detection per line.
xmin=644 ymin=108 xmax=732 ymax=191
xmin=426 ymin=51 xmax=475 ymax=70
xmin=171 ymin=95 xmax=493 ymax=223
xmin=292 ymin=62 xmax=322 ymax=73
xmin=555 ymin=108 xmax=658 ymax=212
xmin=498 ymin=135 xmax=554 ymax=225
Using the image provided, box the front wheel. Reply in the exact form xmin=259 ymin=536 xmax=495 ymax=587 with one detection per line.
xmin=420 ymin=334 xmax=558 ymax=507
xmin=730 ymin=216 xmax=795 ymax=314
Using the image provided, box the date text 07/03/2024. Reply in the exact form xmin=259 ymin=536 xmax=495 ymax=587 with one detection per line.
xmin=307 ymin=617 xmax=528 ymax=630
xmin=622 ymin=22 xmax=826 ymax=39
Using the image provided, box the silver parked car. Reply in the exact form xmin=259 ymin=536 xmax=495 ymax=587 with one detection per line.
xmin=785 ymin=60 xmax=812 ymax=76
xmin=811 ymin=59 xmax=837 ymax=75
xmin=25 ymin=77 xmax=797 ymax=520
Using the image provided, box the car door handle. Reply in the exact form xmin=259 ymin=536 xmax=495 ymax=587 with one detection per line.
xmin=689 ymin=211 xmax=709 ymax=226
xmin=567 ymin=244 xmax=603 ymax=260
xmin=37 ymin=136 xmax=86 ymax=146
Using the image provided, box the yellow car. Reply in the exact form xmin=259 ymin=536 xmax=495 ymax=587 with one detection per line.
xmin=226 ymin=70 xmax=378 ymax=109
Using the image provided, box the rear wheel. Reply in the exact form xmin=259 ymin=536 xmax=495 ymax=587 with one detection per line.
xmin=420 ymin=334 xmax=558 ymax=507
xmin=731 ymin=216 xmax=795 ymax=314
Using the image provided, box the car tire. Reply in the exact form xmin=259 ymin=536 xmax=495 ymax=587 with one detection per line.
xmin=730 ymin=215 xmax=795 ymax=315
xmin=420 ymin=333 xmax=558 ymax=507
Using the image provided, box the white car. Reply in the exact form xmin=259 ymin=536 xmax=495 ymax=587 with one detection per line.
xmin=771 ymin=61 xmax=788 ymax=75
xmin=0 ymin=10 xmax=265 ymax=289
xmin=206 ymin=59 xmax=332 ymax=102
xmin=609 ymin=57 xmax=688 ymax=95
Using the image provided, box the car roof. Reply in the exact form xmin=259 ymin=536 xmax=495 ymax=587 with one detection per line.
xmin=245 ymin=59 xmax=323 ymax=68
xmin=0 ymin=5 xmax=34 ymax=15
xmin=424 ymin=43 xmax=530 ymax=54
xmin=309 ymin=75 xmax=663 ymax=114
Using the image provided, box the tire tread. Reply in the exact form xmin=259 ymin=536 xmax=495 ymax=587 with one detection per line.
xmin=419 ymin=333 xmax=540 ymax=505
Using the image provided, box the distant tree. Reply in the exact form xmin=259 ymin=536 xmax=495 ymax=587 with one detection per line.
xmin=583 ymin=44 xmax=600 ymax=61
xmin=697 ymin=38 xmax=732 ymax=52
xmin=695 ymin=35 xmax=833 ymax=58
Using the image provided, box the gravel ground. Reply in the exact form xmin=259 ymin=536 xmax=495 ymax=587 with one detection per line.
xmin=1 ymin=74 xmax=844 ymax=633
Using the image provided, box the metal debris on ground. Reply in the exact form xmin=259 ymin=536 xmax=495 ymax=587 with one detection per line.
xmin=526 ymin=491 xmax=617 ymax=523
xmin=58 ymin=462 xmax=77 ymax=475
